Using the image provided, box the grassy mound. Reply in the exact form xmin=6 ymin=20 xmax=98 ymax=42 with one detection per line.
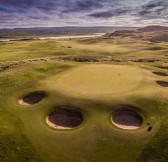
xmin=44 ymin=64 xmax=145 ymax=99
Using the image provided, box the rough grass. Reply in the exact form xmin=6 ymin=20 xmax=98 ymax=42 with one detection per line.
xmin=0 ymin=108 xmax=43 ymax=162
xmin=0 ymin=38 xmax=167 ymax=62
xmin=141 ymin=99 xmax=168 ymax=162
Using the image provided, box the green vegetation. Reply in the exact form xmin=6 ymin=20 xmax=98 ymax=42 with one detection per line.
xmin=0 ymin=37 xmax=168 ymax=62
xmin=44 ymin=64 xmax=146 ymax=99
xmin=0 ymin=35 xmax=168 ymax=162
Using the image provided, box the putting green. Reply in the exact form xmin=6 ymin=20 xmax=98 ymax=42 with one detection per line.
xmin=44 ymin=64 xmax=145 ymax=98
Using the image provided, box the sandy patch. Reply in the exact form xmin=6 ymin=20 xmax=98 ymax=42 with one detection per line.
xmin=18 ymin=92 xmax=45 ymax=106
xmin=156 ymin=81 xmax=168 ymax=87
xmin=46 ymin=108 xmax=83 ymax=129
xmin=153 ymin=72 xmax=168 ymax=76
xmin=112 ymin=109 xmax=142 ymax=130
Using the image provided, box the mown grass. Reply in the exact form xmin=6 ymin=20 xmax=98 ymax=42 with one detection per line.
xmin=43 ymin=64 xmax=146 ymax=99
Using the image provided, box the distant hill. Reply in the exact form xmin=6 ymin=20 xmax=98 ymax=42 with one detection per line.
xmin=0 ymin=26 xmax=137 ymax=38
xmin=106 ymin=25 xmax=168 ymax=42
xmin=106 ymin=30 xmax=136 ymax=37
xmin=150 ymin=34 xmax=168 ymax=42
xmin=137 ymin=26 xmax=168 ymax=32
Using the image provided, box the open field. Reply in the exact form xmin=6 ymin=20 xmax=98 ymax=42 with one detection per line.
xmin=0 ymin=34 xmax=168 ymax=162
xmin=0 ymin=36 xmax=168 ymax=62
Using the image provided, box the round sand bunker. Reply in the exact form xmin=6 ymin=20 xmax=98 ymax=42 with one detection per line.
xmin=156 ymin=81 xmax=168 ymax=87
xmin=112 ymin=107 xmax=142 ymax=130
xmin=46 ymin=108 xmax=83 ymax=129
xmin=153 ymin=72 xmax=168 ymax=76
xmin=18 ymin=91 xmax=45 ymax=106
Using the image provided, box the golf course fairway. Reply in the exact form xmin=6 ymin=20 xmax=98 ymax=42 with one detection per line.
xmin=0 ymin=38 xmax=168 ymax=162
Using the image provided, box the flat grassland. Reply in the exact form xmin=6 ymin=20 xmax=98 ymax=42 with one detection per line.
xmin=0 ymin=37 xmax=168 ymax=162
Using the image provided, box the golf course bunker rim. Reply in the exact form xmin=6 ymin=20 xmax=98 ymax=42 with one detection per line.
xmin=46 ymin=107 xmax=83 ymax=130
xmin=111 ymin=106 xmax=143 ymax=130
xmin=18 ymin=91 xmax=46 ymax=106
xmin=153 ymin=72 xmax=168 ymax=76
xmin=156 ymin=81 xmax=168 ymax=87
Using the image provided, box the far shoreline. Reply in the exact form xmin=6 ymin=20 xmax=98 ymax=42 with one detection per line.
xmin=0 ymin=33 xmax=105 ymax=42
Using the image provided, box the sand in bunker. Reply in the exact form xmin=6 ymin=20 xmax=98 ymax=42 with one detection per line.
xmin=153 ymin=72 xmax=168 ymax=76
xmin=156 ymin=81 xmax=168 ymax=87
xmin=19 ymin=92 xmax=45 ymax=105
xmin=46 ymin=108 xmax=83 ymax=129
xmin=112 ymin=110 xmax=142 ymax=130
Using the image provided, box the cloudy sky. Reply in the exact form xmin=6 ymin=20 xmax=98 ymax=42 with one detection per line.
xmin=0 ymin=0 xmax=167 ymax=28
